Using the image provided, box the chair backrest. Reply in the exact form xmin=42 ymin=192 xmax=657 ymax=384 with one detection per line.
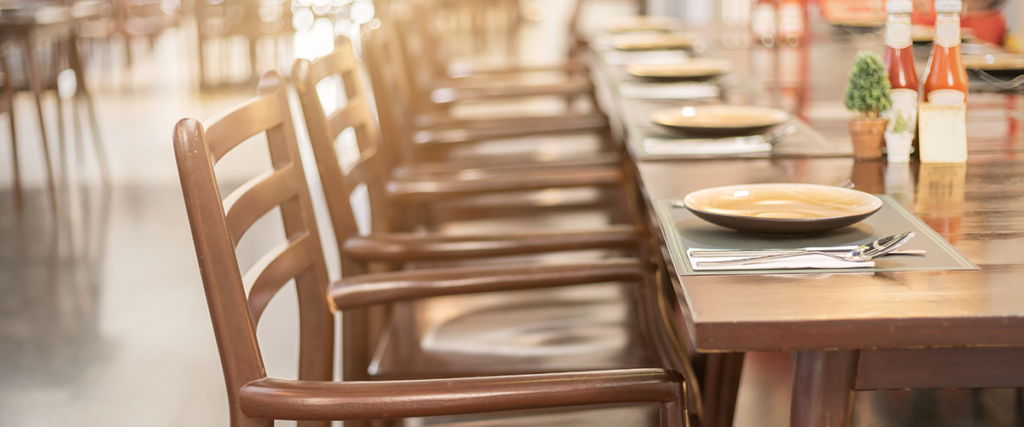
xmin=293 ymin=37 xmax=395 ymax=274
xmin=391 ymin=0 xmax=455 ymax=93
xmin=174 ymin=71 xmax=334 ymax=426
xmin=360 ymin=20 xmax=425 ymax=163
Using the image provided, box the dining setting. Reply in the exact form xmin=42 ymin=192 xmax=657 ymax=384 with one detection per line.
xmin=2 ymin=0 xmax=1024 ymax=426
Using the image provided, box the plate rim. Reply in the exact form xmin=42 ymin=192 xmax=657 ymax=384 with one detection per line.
xmin=682 ymin=183 xmax=884 ymax=223
xmin=612 ymin=33 xmax=696 ymax=49
xmin=627 ymin=59 xmax=733 ymax=78
xmin=650 ymin=105 xmax=790 ymax=130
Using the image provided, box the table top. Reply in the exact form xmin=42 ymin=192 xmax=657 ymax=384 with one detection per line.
xmin=587 ymin=18 xmax=1024 ymax=353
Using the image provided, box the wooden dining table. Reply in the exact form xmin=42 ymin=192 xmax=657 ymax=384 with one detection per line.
xmin=585 ymin=16 xmax=1024 ymax=427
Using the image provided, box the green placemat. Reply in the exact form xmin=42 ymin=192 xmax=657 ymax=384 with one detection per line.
xmin=654 ymin=195 xmax=979 ymax=276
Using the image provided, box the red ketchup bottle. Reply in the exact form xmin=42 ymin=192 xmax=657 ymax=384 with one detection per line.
xmin=751 ymin=0 xmax=778 ymax=45
xmin=922 ymin=0 xmax=968 ymax=105
xmin=883 ymin=0 xmax=919 ymax=162
xmin=778 ymin=0 xmax=805 ymax=44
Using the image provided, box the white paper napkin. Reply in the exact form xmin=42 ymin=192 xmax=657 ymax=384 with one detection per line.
xmin=604 ymin=50 xmax=689 ymax=65
xmin=619 ymin=82 xmax=720 ymax=99
xmin=686 ymin=248 xmax=875 ymax=271
xmin=643 ymin=137 xmax=772 ymax=155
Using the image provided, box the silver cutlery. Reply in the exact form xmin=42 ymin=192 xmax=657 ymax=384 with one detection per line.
xmin=695 ymin=231 xmax=915 ymax=267
xmin=689 ymin=248 xmax=925 ymax=258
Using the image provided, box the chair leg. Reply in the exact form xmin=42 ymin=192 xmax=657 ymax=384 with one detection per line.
xmin=123 ymin=33 xmax=132 ymax=88
xmin=23 ymin=38 xmax=60 ymax=216
xmin=659 ymin=385 xmax=687 ymax=427
xmin=2 ymin=45 xmax=21 ymax=212
xmin=68 ymin=34 xmax=110 ymax=185
xmin=7 ymin=108 xmax=21 ymax=212
xmin=249 ymin=36 xmax=259 ymax=84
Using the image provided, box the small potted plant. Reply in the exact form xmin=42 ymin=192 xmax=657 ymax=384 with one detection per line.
xmin=844 ymin=51 xmax=892 ymax=160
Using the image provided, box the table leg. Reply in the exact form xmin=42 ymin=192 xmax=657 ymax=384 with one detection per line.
xmin=703 ymin=352 xmax=745 ymax=427
xmin=790 ymin=350 xmax=859 ymax=427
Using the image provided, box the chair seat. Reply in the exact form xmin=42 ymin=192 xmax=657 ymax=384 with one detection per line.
xmin=373 ymin=283 xmax=657 ymax=379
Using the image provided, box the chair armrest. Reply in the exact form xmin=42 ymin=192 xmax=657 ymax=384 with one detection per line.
xmin=392 ymin=152 xmax=620 ymax=178
xmin=342 ymin=225 xmax=642 ymax=261
xmin=431 ymin=80 xmax=594 ymax=104
xmin=415 ymin=112 xmax=606 ymax=131
xmin=330 ymin=258 xmax=646 ymax=309
xmin=413 ymin=115 xmax=607 ymax=145
xmin=386 ymin=167 xmax=622 ymax=203
xmin=239 ymin=369 xmax=685 ymax=422
xmin=447 ymin=61 xmax=588 ymax=78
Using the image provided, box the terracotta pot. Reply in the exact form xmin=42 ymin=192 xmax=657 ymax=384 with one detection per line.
xmin=848 ymin=118 xmax=888 ymax=161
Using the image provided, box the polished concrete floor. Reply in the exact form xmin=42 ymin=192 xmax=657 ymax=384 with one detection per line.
xmin=2 ymin=3 xmax=1024 ymax=427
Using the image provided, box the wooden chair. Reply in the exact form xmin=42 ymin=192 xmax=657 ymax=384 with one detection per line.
xmin=399 ymin=0 xmax=590 ymax=82
xmin=298 ymin=37 xmax=632 ymax=229
xmin=295 ymin=38 xmax=641 ymax=264
xmin=377 ymin=1 xmax=597 ymax=121
xmin=361 ymin=23 xmax=634 ymax=224
xmin=174 ymin=70 xmax=689 ymax=427
xmin=363 ymin=19 xmax=618 ymax=169
xmin=292 ymin=42 xmax=706 ymax=427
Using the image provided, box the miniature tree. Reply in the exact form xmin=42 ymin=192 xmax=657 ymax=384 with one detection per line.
xmin=891 ymin=112 xmax=909 ymax=133
xmin=844 ymin=51 xmax=892 ymax=119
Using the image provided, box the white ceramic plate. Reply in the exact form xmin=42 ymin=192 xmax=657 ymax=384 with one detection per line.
xmin=627 ymin=58 xmax=732 ymax=80
xmin=683 ymin=183 xmax=883 ymax=234
xmin=606 ymin=16 xmax=679 ymax=33
xmin=612 ymin=33 xmax=696 ymax=50
xmin=651 ymin=105 xmax=789 ymax=136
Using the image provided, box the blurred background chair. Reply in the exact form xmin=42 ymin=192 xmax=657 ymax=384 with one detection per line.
xmin=192 ymin=0 xmax=292 ymax=90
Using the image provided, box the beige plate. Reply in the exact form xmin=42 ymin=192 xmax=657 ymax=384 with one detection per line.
xmin=607 ymin=16 xmax=678 ymax=33
xmin=683 ymin=183 xmax=884 ymax=234
xmin=963 ymin=54 xmax=1024 ymax=71
xmin=628 ymin=59 xmax=732 ymax=80
xmin=612 ymin=33 xmax=696 ymax=50
xmin=651 ymin=105 xmax=789 ymax=135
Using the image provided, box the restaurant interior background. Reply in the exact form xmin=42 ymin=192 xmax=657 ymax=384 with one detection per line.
xmin=1 ymin=0 xmax=1023 ymax=426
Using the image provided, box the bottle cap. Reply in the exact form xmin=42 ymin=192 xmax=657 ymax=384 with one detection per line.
xmin=934 ymin=0 xmax=962 ymax=12
xmin=885 ymin=1 xmax=913 ymax=13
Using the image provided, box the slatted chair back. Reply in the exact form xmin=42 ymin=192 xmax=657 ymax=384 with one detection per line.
xmin=391 ymin=0 xmax=457 ymax=97
xmin=174 ymin=71 xmax=334 ymax=427
xmin=292 ymin=37 xmax=398 ymax=276
xmin=360 ymin=19 xmax=428 ymax=163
